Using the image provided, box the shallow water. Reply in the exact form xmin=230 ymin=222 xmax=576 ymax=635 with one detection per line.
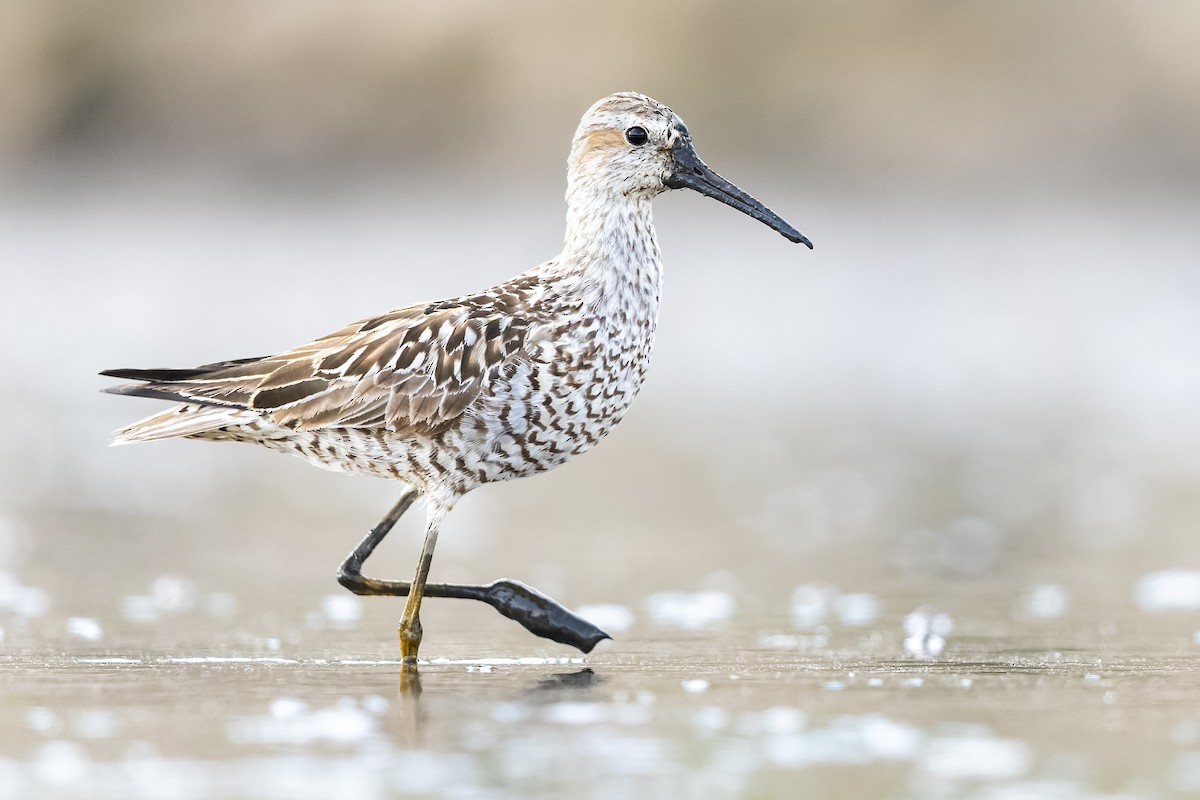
xmin=3 ymin=170 xmax=1200 ymax=797
xmin=4 ymin=585 xmax=1200 ymax=799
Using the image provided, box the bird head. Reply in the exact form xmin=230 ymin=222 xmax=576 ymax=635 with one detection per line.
xmin=567 ymin=92 xmax=812 ymax=247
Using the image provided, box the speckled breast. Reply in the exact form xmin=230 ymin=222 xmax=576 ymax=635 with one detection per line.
xmin=448 ymin=310 xmax=657 ymax=486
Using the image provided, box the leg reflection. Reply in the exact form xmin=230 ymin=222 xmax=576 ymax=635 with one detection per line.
xmin=396 ymin=663 xmax=424 ymax=747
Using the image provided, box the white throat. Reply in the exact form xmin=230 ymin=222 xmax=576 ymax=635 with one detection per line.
xmin=556 ymin=182 xmax=663 ymax=313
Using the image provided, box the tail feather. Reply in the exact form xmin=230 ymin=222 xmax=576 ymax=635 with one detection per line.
xmin=100 ymin=357 xmax=267 ymax=383
xmin=112 ymin=404 xmax=256 ymax=445
xmin=102 ymin=382 xmax=231 ymax=408
xmin=101 ymin=356 xmax=268 ymax=444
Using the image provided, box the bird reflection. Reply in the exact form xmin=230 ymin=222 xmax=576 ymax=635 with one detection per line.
xmin=393 ymin=664 xmax=602 ymax=746
xmin=531 ymin=668 xmax=602 ymax=694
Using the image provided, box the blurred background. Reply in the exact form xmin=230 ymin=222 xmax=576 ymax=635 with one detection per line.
xmin=2 ymin=0 xmax=1200 ymax=653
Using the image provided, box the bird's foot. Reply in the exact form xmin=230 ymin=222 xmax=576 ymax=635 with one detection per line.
xmin=482 ymin=579 xmax=611 ymax=653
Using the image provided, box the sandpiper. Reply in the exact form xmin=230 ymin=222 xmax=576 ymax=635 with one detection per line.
xmin=102 ymin=92 xmax=811 ymax=663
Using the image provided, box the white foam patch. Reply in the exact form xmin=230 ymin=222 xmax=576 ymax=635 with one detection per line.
xmin=575 ymin=603 xmax=634 ymax=633
xmin=35 ymin=741 xmax=88 ymax=787
xmin=490 ymin=703 xmax=530 ymax=724
xmin=321 ymin=594 xmax=362 ymax=626
xmin=904 ymin=634 xmax=944 ymax=659
xmin=1018 ymin=584 xmax=1069 ymax=619
xmin=789 ymin=584 xmax=835 ymax=629
xmin=149 ymin=575 xmax=196 ymax=613
xmin=0 ymin=572 xmax=50 ymax=618
xmin=66 ymin=618 xmax=103 ymax=642
xmin=227 ymin=701 xmax=377 ymax=745
xmin=540 ymin=702 xmax=650 ymax=726
xmin=71 ymin=711 xmax=119 ymax=739
xmin=645 ymin=591 xmax=735 ymax=630
xmin=749 ymin=707 xmax=806 ymax=736
xmin=904 ymin=607 xmax=953 ymax=659
xmin=760 ymin=714 xmax=923 ymax=768
xmin=1135 ymin=569 xmax=1200 ymax=611
xmin=835 ymin=593 xmax=879 ymax=626
xmin=691 ymin=706 xmax=730 ymax=734
xmin=918 ymin=736 xmax=1034 ymax=781
xmin=268 ymin=698 xmax=306 ymax=719
xmin=541 ymin=702 xmax=607 ymax=725
xmin=25 ymin=707 xmax=59 ymax=734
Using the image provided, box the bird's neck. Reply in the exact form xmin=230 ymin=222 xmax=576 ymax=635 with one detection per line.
xmin=550 ymin=185 xmax=663 ymax=313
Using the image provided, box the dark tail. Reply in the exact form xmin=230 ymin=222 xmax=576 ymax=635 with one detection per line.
xmin=100 ymin=356 xmax=267 ymax=406
xmin=100 ymin=356 xmax=266 ymax=384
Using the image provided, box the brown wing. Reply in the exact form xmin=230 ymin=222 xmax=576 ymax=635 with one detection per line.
xmin=113 ymin=301 xmax=532 ymax=433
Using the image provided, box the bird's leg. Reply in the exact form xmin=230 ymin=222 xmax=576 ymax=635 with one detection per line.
xmin=337 ymin=493 xmax=612 ymax=655
xmin=397 ymin=510 xmax=443 ymax=664
xmin=336 ymin=486 xmax=421 ymax=595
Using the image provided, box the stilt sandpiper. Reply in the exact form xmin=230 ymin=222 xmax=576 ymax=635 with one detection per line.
xmin=102 ymin=92 xmax=811 ymax=663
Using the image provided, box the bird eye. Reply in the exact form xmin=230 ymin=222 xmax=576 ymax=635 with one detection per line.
xmin=625 ymin=126 xmax=649 ymax=146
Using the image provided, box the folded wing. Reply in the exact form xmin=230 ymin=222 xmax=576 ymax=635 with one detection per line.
xmin=102 ymin=301 xmax=532 ymax=434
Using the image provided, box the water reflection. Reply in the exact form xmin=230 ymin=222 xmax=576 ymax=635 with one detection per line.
xmin=530 ymin=668 xmax=603 ymax=695
xmin=2 ymin=644 xmax=1200 ymax=797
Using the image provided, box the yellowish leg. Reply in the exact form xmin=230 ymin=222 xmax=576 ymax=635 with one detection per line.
xmin=338 ymin=491 xmax=609 ymax=654
xmin=398 ymin=518 xmax=441 ymax=664
xmin=397 ymin=664 xmax=423 ymax=699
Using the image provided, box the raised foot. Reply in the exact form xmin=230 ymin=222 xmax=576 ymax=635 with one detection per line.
xmin=482 ymin=579 xmax=611 ymax=654
xmin=340 ymin=571 xmax=612 ymax=655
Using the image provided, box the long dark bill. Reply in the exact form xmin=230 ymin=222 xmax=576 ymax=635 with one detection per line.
xmin=666 ymin=137 xmax=813 ymax=248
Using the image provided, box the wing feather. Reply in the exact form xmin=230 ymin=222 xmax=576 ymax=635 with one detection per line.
xmin=109 ymin=298 xmax=534 ymax=434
